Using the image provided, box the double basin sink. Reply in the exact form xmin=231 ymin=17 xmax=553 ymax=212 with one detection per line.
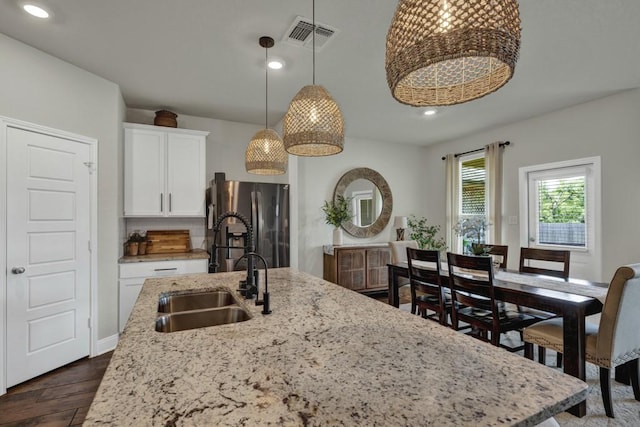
xmin=155 ymin=288 xmax=252 ymax=333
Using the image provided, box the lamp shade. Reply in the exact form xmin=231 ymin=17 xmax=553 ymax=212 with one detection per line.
xmin=245 ymin=128 xmax=287 ymax=175
xmin=283 ymin=84 xmax=344 ymax=156
xmin=393 ymin=216 xmax=408 ymax=229
xmin=385 ymin=0 xmax=521 ymax=106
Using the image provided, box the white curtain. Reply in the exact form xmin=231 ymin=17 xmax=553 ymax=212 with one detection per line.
xmin=484 ymin=141 xmax=504 ymax=244
xmin=444 ymin=154 xmax=460 ymax=251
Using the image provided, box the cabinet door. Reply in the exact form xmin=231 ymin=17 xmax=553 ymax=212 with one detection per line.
xmin=124 ymin=128 xmax=165 ymax=216
xmin=366 ymin=247 xmax=391 ymax=290
xmin=336 ymin=249 xmax=366 ymax=291
xmin=166 ymin=133 xmax=206 ymax=217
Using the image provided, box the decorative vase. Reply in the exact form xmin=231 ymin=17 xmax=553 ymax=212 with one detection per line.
xmin=126 ymin=242 xmax=139 ymax=256
xmin=138 ymin=241 xmax=148 ymax=255
xmin=333 ymin=228 xmax=343 ymax=246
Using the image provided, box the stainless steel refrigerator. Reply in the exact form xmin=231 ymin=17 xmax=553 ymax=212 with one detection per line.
xmin=207 ymin=176 xmax=290 ymax=273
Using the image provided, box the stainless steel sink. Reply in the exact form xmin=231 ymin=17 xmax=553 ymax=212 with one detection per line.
xmin=155 ymin=306 xmax=251 ymax=332
xmin=157 ymin=290 xmax=236 ymax=313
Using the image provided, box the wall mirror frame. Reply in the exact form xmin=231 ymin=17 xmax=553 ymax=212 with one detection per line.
xmin=333 ymin=167 xmax=393 ymax=238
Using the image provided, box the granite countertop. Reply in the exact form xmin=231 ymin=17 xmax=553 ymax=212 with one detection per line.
xmin=119 ymin=248 xmax=209 ymax=263
xmin=85 ymin=268 xmax=588 ymax=426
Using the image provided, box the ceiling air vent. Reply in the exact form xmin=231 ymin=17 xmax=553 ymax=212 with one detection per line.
xmin=282 ymin=16 xmax=339 ymax=51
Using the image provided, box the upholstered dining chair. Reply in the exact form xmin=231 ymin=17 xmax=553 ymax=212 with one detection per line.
xmin=519 ymin=247 xmax=570 ymax=280
xmin=406 ymin=248 xmax=447 ymax=323
xmin=446 ymin=252 xmax=539 ymax=350
xmin=388 ymin=240 xmax=418 ymax=305
xmin=523 ymin=264 xmax=640 ymax=418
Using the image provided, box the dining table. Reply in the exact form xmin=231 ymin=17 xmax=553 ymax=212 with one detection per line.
xmin=388 ymin=261 xmax=608 ymax=418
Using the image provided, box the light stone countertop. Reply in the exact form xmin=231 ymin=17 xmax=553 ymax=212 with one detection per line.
xmin=85 ymin=268 xmax=588 ymax=426
xmin=119 ymin=248 xmax=209 ymax=263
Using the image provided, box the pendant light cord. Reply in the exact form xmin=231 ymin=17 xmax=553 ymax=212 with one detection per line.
xmin=265 ymin=45 xmax=268 ymax=128
xmin=312 ymin=0 xmax=315 ymax=85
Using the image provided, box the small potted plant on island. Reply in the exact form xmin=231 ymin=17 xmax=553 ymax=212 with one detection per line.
xmin=322 ymin=195 xmax=352 ymax=246
xmin=406 ymin=215 xmax=447 ymax=251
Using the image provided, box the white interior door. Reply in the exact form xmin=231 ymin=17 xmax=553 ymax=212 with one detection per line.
xmin=6 ymin=127 xmax=91 ymax=387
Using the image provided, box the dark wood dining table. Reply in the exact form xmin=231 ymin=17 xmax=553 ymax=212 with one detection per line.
xmin=388 ymin=262 xmax=607 ymax=418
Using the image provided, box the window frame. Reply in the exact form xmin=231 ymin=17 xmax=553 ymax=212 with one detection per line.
xmin=456 ymin=152 xmax=487 ymax=253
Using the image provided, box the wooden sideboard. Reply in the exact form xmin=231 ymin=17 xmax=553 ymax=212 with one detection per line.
xmin=323 ymin=244 xmax=391 ymax=293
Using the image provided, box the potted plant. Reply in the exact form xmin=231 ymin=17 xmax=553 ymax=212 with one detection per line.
xmin=322 ymin=195 xmax=352 ymax=245
xmin=126 ymin=231 xmax=147 ymax=256
xmin=453 ymin=217 xmax=490 ymax=255
xmin=406 ymin=215 xmax=447 ymax=251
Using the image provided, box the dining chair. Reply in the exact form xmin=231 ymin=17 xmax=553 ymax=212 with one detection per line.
xmin=388 ymin=240 xmax=418 ymax=305
xmin=446 ymin=252 xmax=539 ymax=350
xmin=523 ymin=264 xmax=640 ymax=418
xmin=407 ymin=248 xmax=448 ymax=323
xmin=519 ymin=247 xmax=570 ymax=280
xmin=518 ymin=247 xmax=572 ymax=329
xmin=476 ymin=244 xmax=509 ymax=270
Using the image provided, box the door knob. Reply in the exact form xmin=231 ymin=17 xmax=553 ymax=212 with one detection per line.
xmin=11 ymin=267 xmax=25 ymax=274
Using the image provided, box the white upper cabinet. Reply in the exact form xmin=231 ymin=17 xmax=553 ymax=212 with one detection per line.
xmin=124 ymin=123 xmax=208 ymax=217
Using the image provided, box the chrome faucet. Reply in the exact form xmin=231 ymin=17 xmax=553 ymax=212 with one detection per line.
xmin=211 ymin=211 xmax=257 ymax=299
xmin=235 ymin=252 xmax=271 ymax=315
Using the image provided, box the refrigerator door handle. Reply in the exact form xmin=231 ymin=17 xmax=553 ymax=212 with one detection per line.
xmin=251 ymin=190 xmax=258 ymax=253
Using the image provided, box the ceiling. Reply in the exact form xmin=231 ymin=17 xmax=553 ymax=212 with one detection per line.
xmin=1 ymin=0 xmax=639 ymax=146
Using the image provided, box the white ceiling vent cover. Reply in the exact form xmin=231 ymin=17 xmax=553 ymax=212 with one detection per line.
xmin=283 ymin=16 xmax=339 ymax=51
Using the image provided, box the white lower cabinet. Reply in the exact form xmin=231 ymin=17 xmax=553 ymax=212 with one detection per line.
xmin=118 ymin=259 xmax=208 ymax=332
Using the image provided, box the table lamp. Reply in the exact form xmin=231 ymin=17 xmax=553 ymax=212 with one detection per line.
xmin=393 ymin=216 xmax=407 ymax=241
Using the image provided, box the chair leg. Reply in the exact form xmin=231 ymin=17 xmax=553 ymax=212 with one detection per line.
xmin=556 ymin=353 xmax=563 ymax=368
xmin=538 ymin=346 xmax=547 ymax=365
xmin=524 ymin=342 xmax=534 ymax=360
xmin=629 ymin=358 xmax=640 ymax=401
xmin=600 ymin=367 xmax=614 ymax=418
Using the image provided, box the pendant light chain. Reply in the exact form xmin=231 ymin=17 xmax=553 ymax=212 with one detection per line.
xmin=265 ymin=46 xmax=268 ymax=128
xmin=312 ymin=0 xmax=315 ymax=85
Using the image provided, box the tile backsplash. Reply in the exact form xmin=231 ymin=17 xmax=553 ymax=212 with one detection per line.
xmin=125 ymin=217 xmax=208 ymax=250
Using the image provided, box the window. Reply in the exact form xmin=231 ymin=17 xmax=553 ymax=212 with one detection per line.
xmin=457 ymin=154 xmax=487 ymax=252
xmin=519 ymin=157 xmax=601 ymax=280
xmin=535 ymin=174 xmax=586 ymax=247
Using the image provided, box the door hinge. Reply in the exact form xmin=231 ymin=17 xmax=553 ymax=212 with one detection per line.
xmin=83 ymin=161 xmax=96 ymax=174
xmin=88 ymin=318 xmax=91 ymax=328
xmin=88 ymin=240 xmax=92 ymax=252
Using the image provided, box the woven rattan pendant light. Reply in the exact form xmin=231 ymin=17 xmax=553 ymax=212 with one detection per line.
xmin=283 ymin=0 xmax=344 ymax=156
xmin=385 ymin=0 xmax=521 ymax=106
xmin=245 ymin=36 xmax=287 ymax=175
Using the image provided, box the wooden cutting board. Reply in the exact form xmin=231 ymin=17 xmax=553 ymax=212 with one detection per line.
xmin=145 ymin=230 xmax=191 ymax=254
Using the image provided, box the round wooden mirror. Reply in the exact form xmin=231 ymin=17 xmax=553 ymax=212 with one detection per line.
xmin=333 ymin=168 xmax=393 ymax=238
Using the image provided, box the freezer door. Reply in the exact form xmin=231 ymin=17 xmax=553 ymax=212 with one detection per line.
xmin=254 ymin=183 xmax=290 ymax=268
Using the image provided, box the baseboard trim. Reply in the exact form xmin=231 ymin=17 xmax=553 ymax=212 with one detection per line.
xmin=96 ymin=334 xmax=119 ymax=355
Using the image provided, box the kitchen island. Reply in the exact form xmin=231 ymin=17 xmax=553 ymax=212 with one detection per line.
xmin=85 ymin=268 xmax=587 ymax=426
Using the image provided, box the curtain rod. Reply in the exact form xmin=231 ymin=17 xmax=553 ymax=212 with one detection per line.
xmin=441 ymin=141 xmax=510 ymax=161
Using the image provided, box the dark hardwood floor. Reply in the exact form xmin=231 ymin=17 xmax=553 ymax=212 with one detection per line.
xmin=0 ymin=351 xmax=113 ymax=426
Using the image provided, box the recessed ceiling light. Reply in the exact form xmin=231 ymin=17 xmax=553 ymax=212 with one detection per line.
xmin=268 ymin=60 xmax=284 ymax=70
xmin=423 ymin=109 xmax=437 ymax=116
xmin=23 ymin=4 xmax=49 ymax=18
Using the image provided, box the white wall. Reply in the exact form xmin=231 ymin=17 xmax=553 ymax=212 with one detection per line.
xmin=0 ymin=33 xmax=125 ymax=340
xmin=295 ymin=136 xmax=427 ymax=277
xmin=421 ymin=88 xmax=640 ymax=281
